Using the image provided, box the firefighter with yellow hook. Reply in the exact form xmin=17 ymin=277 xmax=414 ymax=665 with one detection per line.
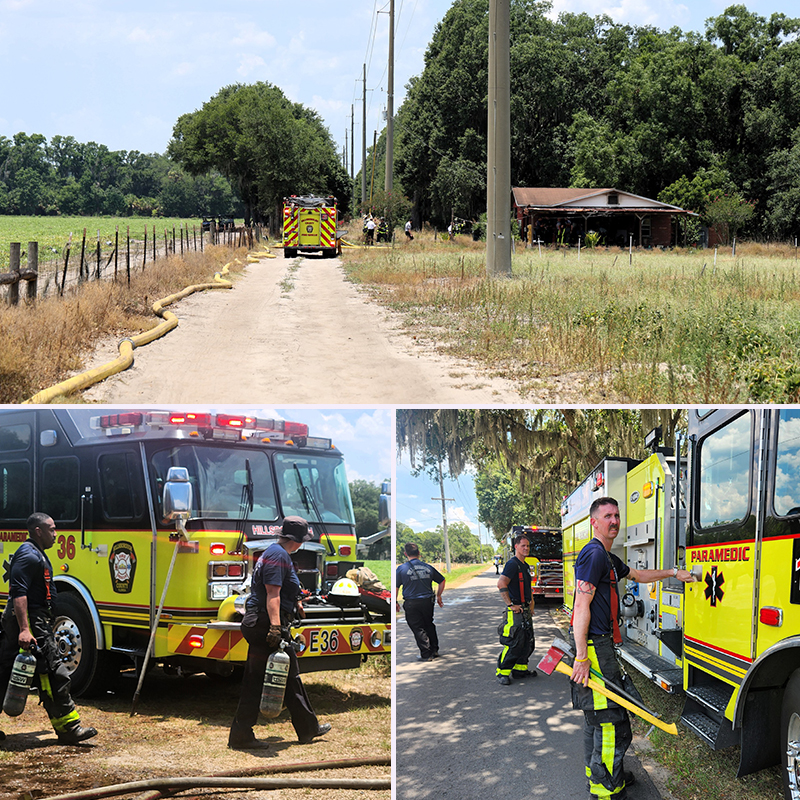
xmin=570 ymin=497 xmax=696 ymax=799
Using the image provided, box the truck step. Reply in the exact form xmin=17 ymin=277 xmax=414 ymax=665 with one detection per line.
xmin=686 ymin=683 xmax=733 ymax=716
xmin=681 ymin=683 xmax=738 ymax=750
xmin=617 ymin=640 xmax=683 ymax=692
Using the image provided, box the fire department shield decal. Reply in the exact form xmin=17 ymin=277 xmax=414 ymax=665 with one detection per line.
xmin=109 ymin=541 xmax=137 ymax=594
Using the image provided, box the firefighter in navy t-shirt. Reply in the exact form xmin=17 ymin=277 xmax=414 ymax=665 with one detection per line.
xmin=396 ymin=543 xmax=445 ymax=661
xmin=570 ymin=497 xmax=696 ymax=800
xmin=0 ymin=513 xmax=97 ymax=745
xmin=229 ymin=516 xmax=330 ymax=749
xmin=496 ymin=533 xmax=537 ymax=684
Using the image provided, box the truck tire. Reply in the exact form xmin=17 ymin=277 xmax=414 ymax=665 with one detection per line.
xmin=782 ymin=668 xmax=800 ymax=799
xmin=53 ymin=592 xmax=116 ymax=697
xmin=283 ymin=247 xmax=296 ymax=258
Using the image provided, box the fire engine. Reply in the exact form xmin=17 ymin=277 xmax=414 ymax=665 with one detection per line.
xmin=509 ymin=525 xmax=564 ymax=600
xmin=282 ymin=195 xmax=339 ymax=258
xmin=561 ymin=410 xmax=800 ymax=799
xmin=0 ymin=408 xmax=391 ymax=697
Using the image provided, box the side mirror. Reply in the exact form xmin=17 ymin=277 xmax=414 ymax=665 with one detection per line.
xmin=162 ymin=467 xmax=193 ymax=524
xmin=378 ymin=479 xmax=391 ymax=528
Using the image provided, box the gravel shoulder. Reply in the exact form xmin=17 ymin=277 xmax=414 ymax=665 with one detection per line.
xmin=83 ymin=253 xmax=528 ymax=405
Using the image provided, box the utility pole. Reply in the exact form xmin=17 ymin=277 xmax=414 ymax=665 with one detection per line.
xmin=486 ymin=0 xmax=512 ymax=276
xmin=434 ymin=459 xmax=453 ymax=572
xmin=361 ymin=63 xmax=367 ymax=210
xmin=384 ymin=0 xmax=394 ymax=198
xmin=351 ymin=104 xmax=356 ymax=212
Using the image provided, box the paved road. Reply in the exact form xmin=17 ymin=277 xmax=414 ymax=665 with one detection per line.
xmin=395 ymin=566 xmax=665 ymax=800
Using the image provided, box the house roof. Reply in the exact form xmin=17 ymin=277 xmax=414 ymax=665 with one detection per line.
xmin=512 ymin=187 xmax=690 ymax=214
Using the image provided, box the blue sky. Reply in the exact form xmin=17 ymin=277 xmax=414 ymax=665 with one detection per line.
xmin=0 ymin=1 xmax=788 ymax=162
xmin=255 ymin=407 xmax=392 ymax=486
xmin=396 ymin=447 xmax=497 ymax=549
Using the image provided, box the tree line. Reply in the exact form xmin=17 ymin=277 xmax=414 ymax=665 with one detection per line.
xmin=386 ymin=2 xmax=800 ymax=238
xmin=1 ymin=82 xmax=348 ymax=228
xmin=0 ymin=132 xmax=243 ymax=219
xmin=395 ymin=521 xmax=490 ymax=565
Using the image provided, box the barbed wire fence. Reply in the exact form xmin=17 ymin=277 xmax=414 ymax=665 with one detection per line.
xmin=0 ymin=222 xmax=266 ymax=304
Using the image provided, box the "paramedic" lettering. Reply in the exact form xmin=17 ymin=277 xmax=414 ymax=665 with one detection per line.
xmin=691 ymin=546 xmax=751 ymax=563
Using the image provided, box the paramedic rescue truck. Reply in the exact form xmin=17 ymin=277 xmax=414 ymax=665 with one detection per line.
xmin=509 ymin=524 xmax=564 ymax=600
xmin=0 ymin=409 xmax=390 ymax=698
xmin=561 ymin=410 xmax=800 ymax=799
xmin=282 ymin=195 xmax=339 ymax=258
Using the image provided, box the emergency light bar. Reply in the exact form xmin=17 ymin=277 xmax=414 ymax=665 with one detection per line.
xmin=91 ymin=412 xmax=335 ymax=449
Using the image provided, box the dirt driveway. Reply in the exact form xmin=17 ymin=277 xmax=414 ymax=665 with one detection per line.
xmin=0 ymin=664 xmax=389 ymax=800
xmin=83 ymin=254 xmax=527 ymax=405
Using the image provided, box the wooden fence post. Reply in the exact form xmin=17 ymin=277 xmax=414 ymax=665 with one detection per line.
xmin=26 ymin=241 xmax=38 ymax=301
xmin=143 ymin=226 xmax=148 ymax=272
xmin=95 ymin=230 xmax=101 ymax=279
xmin=79 ymin=228 xmax=87 ymax=282
xmin=61 ymin=233 xmax=72 ymax=295
xmin=7 ymin=242 xmax=20 ymax=306
xmin=115 ymin=226 xmax=119 ymax=280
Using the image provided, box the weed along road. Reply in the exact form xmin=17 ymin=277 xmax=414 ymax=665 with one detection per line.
xmin=83 ymin=254 xmax=525 ymax=404
xmin=395 ymin=566 xmax=666 ymax=800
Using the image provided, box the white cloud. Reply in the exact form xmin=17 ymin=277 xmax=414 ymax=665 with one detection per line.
xmin=448 ymin=506 xmax=478 ymax=532
xmin=237 ymin=54 xmax=266 ymax=77
xmin=232 ymin=26 xmax=276 ymax=48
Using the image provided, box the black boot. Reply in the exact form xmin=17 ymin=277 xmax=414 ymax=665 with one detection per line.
xmin=57 ymin=724 xmax=98 ymax=744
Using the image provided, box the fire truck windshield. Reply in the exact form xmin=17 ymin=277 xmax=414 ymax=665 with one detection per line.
xmin=527 ymin=534 xmax=561 ymax=560
xmin=274 ymin=453 xmax=355 ymax=524
xmin=152 ymin=446 xmax=278 ymax=520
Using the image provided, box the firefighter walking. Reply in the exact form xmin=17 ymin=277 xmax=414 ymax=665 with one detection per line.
xmin=570 ymin=497 xmax=696 ymax=799
xmin=229 ymin=516 xmax=331 ymax=750
xmin=496 ymin=533 xmax=536 ymax=684
xmin=0 ymin=513 xmax=97 ymax=745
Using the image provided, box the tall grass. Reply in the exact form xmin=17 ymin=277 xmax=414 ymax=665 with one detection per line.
xmin=0 ymin=245 xmax=246 ymax=403
xmin=343 ymin=234 xmax=800 ymax=402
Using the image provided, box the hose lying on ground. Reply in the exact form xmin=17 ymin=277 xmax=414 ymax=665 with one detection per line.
xmin=34 ymin=777 xmax=390 ymax=800
xmin=123 ymin=756 xmax=391 ymax=800
xmin=23 ymin=266 xmax=234 ymax=404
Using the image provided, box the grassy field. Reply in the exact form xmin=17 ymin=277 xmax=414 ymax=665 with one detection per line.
xmin=342 ymin=232 xmax=800 ymax=403
xmin=0 ymin=215 xmax=219 ymax=271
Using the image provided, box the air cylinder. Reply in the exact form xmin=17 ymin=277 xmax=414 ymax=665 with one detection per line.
xmin=260 ymin=642 xmax=290 ymax=718
xmin=3 ymin=648 xmax=37 ymax=717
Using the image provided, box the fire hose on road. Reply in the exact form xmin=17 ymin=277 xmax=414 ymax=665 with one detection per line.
xmin=22 ymin=259 xmax=250 ymax=404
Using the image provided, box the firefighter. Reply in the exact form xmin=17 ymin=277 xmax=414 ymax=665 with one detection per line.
xmin=395 ymin=543 xmax=445 ymax=661
xmin=570 ymin=497 xmax=696 ymax=799
xmin=228 ymin=516 xmax=331 ymax=750
xmin=496 ymin=533 xmax=537 ymax=684
xmin=0 ymin=513 xmax=97 ymax=745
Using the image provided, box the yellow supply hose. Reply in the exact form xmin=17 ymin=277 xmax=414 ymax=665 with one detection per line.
xmin=24 ymin=267 xmax=234 ymax=404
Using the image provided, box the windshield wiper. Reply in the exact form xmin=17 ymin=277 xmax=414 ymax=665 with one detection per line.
xmin=234 ymin=459 xmax=254 ymax=554
xmin=293 ymin=463 xmax=334 ymax=556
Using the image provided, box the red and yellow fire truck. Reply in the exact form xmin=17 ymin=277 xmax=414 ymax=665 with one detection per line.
xmin=0 ymin=408 xmax=390 ymax=697
xmin=561 ymin=410 xmax=800 ymax=799
xmin=509 ymin=524 xmax=564 ymax=600
xmin=282 ymin=195 xmax=339 ymax=258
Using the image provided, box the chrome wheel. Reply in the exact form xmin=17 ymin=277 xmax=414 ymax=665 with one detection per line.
xmin=788 ymin=712 xmax=800 ymax=799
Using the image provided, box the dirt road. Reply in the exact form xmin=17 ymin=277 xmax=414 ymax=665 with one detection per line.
xmin=83 ymin=254 xmax=527 ymax=404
